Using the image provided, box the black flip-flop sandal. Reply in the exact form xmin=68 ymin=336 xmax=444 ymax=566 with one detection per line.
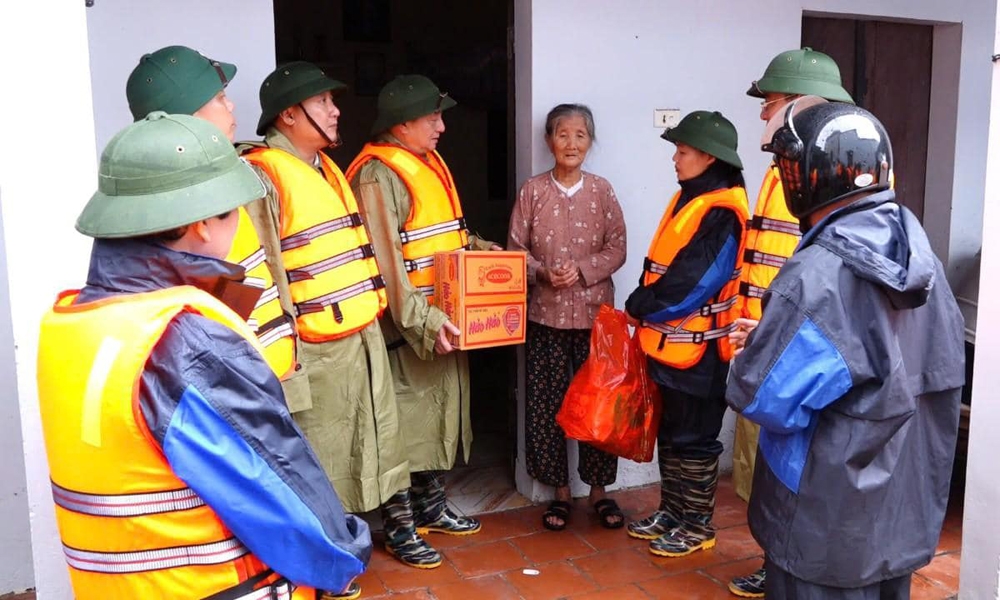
xmin=542 ymin=500 xmax=571 ymax=531
xmin=594 ymin=498 xmax=625 ymax=529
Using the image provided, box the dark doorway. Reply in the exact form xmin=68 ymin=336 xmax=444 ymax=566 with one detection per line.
xmin=802 ymin=16 xmax=933 ymax=221
xmin=274 ymin=0 xmax=520 ymax=505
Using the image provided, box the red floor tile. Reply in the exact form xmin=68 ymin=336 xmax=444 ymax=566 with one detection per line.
xmin=428 ymin=574 xmax=519 ymax=600
xmin=354 ymin=566 xmax=388 ymax=597
xmin=576 ymin=522 xmax=641 ymax=552
xmin=936 ymin=525 xmax=963 ymax=554
xmin=364 ymin=590 xmax=434 ymax=600
xmin=647 ymin=545 xmax=732 ymax=575
xmin=567 ymin=583 xmax=653 ymax=599
xmin=446 ymin=539 xmax=530 ymax=577
xmin=572 ymin=546 xmax=666 ymax=587
xmin=509 ymin=530 xmax=596 ymax=564
xmin=918 ymin=552 xmax=961 ymax=592
xmin=640 ymin=571 xmax=733 ymax=599
xmin=909 ymin=572 xmax=957 ymax=600
xmin=505 ymin=562 xmax=600 ymax=599
xmin=714 ymin=523 xmax=764 ymax=561
xmin=375 ymin=557 xmax=463 ymax=593
xmin=701 ymin=557 xmax=766 ymax=589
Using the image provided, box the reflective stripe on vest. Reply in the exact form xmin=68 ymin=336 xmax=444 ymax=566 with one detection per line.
xmin=347 ymin=143 xmax=469 ymax=304
xmin=226 ymin=207 xmax=296 ymax=379
xmin=37 ymin=286 xmax=315 ymax=600
xmin=64 ymin=537 xmax=249 ymax=574
xmin=51 ymin=481 xmax=205 ymax=517
xmin=245 ymin=147 xmax=387 ymax=343
xmin=637 ymin=187 xmax=750 ymax=369
xmin=744 ymin=248 xmax=787 ymax=269
xmin=739 ymin=166 xmax=800 ymax=320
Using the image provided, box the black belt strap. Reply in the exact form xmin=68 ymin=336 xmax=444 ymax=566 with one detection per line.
xmin=201 ymin=569 xmax=274 ymax=600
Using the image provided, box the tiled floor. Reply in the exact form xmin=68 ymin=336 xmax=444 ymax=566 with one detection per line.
xmin=357 ymin=475 xmax=963 ymax=599
xmin=3 ymin=476 xmax=961 ymax=600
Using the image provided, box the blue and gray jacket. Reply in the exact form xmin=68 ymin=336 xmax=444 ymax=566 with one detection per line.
xmin=726 ymin=190 xmax=964 ymax=587
xmin=78 ymin=238 xmax=372 ymax=593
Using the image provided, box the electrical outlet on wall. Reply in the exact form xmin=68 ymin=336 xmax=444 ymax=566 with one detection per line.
xmin=654 ymin=109 xmax=681 ymax=129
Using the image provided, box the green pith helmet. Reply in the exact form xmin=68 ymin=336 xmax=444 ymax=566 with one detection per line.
xmin=661 ymin=110 xmax=743 ymax=169
xmin=76 ymin=112 xmax=265 ymax=239
xmin=256 ymin=61 xmax=347 ymax=135
xmin=126 ymin=45 xmax=236 ymax=121
xmin=371 ymin=74 xmax=457 ymax=135
xmin=747 ymin=47 xmax=853 ymax=103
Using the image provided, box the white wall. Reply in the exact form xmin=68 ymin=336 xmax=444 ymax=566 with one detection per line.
xmin=0 ymin=1 xmax=99 ymax=598
xmin=516 ymin=0 xmax=995 ymax=493
xmin=0 ymin=4 xmax=277 ymax=598
xmin=960 ymin=12 xmax=1000 ymax=599
xmin=0 ymin=201 xmax=33 ymax=593
xmin=86 ymin=0 xmax=276 ymax=153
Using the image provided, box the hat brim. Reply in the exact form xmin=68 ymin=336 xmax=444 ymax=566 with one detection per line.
xmin=748 ymin=76 xmax=853 ymax=104
xmin=661 ymin=128 xmax=743 ymax=170
xmin=746 ymin=81 xmax=765 ymax=99
xmin=370 ymin=94 xmax=457 ymax=135
xmin=76 ymin=160 xmax=265 ymax=238
xmin=256 ymin=78 xmax=348 ymax=136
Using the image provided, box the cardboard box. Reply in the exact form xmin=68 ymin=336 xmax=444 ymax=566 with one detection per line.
xmin=434 ymin=250 xmax=527 ymax=349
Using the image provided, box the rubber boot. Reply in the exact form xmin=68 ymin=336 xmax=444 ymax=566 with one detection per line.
xmin=380 ymin=490 xmax=442 ymax=569
xmin=627 ymin=444 xmax=682 ymax=540
xmin=410 ymin=470 xmax=481 ymax=535
xmin=728 ymin=567 xmax=766 ymax=598
xmin=649 ymin=455 xmax=719 ymax=557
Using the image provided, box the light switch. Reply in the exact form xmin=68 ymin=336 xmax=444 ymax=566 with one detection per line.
xmin=654 ymin=109 xmax=681 ymax=129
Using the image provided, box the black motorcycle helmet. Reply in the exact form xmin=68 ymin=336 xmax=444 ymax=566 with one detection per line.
xmin=763 ymin=100 xmax=892 ymax=220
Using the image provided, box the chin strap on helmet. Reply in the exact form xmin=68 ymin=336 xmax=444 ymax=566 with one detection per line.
xmin=298 ymin=102 xmax=341 ymax=149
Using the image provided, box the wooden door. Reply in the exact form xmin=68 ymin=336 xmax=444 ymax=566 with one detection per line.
xmin=802 ymin=16 xmax=932 ymax=221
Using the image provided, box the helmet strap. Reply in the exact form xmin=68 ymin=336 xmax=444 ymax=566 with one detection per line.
xmin=298 ymin=102 xmax=341 ymax=149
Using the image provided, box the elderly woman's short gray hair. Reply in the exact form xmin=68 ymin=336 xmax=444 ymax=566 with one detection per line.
xmin=544 ymin=104 xmax=596 ymax=142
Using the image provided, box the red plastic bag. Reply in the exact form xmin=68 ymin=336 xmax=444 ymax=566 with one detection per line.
xmin=556 ymin=304 xmax=662 ymax=462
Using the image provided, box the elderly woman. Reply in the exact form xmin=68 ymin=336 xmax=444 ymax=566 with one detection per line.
xmin=508 ymin=103 xmax=627 ymax=531
xmin=624 ymin=110 xmax=749 ymax=558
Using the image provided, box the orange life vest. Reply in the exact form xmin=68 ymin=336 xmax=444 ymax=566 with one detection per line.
xmin=36 ymin=286 xmax=314 ymax=600
xmin=245 ymin=147 xmax=387 ymax=343
xmin=638 ymin=187 xmax=750 ymax=369
xmin=225 ymin=207 xmax=297 ymax=379
xmin=346 ymin=143 xmax=469 ymax=302
xmin=739 ymin=165 xmax=801 ymax=320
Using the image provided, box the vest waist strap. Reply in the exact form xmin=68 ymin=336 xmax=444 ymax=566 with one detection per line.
xmin=280 ymin=213 xmax=364 ymax=252
xmin=287 ymin=244 xmax=375 ymax=283
xmin=296 ymin=275 xmax=386 ymax=317
xmin=400 ymin=217 xmax=466 ymax=244
xmin=747 ymin=215 xmax=800 ymax=236
xmin=744 ymin=249 xmax=787 ymax=269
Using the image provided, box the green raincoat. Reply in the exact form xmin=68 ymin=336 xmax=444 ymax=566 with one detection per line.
xmin=238 ymin=129 xmax=409 ymax=513
xmin=349 ymin=135 xmax=494 ymax=472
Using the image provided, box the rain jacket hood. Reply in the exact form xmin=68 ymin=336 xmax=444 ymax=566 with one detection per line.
xmin=803 ymin=190 xmax=934 ymax=310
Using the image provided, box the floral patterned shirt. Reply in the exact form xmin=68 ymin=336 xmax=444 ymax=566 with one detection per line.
xmin=507 ymin=171 xmax=627 ymax=330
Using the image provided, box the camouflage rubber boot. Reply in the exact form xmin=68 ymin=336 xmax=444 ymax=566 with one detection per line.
xmin=411 ymin=470 xmax=481 ymax=536
xmin=628 ymin=445 xmax=682 ymax=540
xmin=728 ymin=567 xmax=766 ymax=598
xmin=380 ymin=490 xmax=443 ymax=569
xmin=649 ymin=455 xmax=719 ymax=557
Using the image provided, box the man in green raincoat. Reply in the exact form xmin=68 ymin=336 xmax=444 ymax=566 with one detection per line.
xmin=236 ymin=62 xmax=437 ymax=569
xmin=346 ymin=75 xmax=497 ymax=562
